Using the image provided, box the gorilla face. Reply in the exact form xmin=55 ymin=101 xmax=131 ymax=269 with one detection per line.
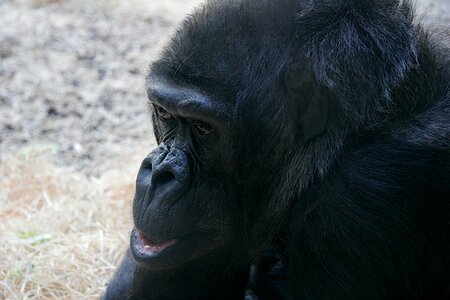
xmin=131 ymin=78 xmax=244 ymax=270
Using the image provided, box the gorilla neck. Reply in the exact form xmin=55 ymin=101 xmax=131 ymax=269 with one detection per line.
xmin=131 ymin=263 xmax=249 ymax=299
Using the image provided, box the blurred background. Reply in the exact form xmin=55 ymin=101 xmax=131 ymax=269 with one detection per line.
xmin=0 ymin=0 xmax=448 ymax=298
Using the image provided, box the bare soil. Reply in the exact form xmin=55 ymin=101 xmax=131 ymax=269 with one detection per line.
xmin=0 ymin=0 xmax=200 ymax=175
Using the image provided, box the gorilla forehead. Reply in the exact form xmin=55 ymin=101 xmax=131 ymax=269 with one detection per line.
xmin=149 ymin=0 xmax=298 ymax=102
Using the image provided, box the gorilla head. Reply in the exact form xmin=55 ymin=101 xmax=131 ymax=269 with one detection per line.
xmin=132 ymin=0 xmax=305 ymax=271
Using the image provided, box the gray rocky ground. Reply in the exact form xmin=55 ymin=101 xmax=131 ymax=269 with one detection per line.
xmin=0 ymin=0 xmax=199 ymax=175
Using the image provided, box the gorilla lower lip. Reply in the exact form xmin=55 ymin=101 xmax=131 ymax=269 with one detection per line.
xmin=136 ymin=230 xmax=176 ymax=255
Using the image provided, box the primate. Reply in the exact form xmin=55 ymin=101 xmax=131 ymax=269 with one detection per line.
xmin=104 ymin=0 xmax=450 ymax=299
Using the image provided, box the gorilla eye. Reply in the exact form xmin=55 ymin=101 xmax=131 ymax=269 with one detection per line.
xmin=154 ymin=105 xmax=173 ymax=121
xmin=192 ymin=120 xmax=215 ymax=135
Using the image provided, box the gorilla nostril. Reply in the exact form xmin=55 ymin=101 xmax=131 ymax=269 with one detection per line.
xmin=141 ymin=157 xmax=152 ymax=171
xmin=154 ymin=171 xmax=176 ymax=188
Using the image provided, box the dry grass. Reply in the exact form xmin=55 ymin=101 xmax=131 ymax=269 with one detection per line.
xmin=0 ymin=149 xmax=147 ymax=299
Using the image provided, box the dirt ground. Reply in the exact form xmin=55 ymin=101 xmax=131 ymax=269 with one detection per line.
xmin=0 ymin=0 xmax=449 ymax=299
xmin=0 ymin=0 xmax=202 ymax=175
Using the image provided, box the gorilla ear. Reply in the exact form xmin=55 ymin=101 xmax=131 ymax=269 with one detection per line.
xmin=285 ymin=73 xmax=329 ymax=142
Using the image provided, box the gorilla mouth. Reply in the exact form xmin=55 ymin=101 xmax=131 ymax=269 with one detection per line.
xmin=130 ymin=227 xmax=214 ymax=270
xmin=135 ymin=229 xmax=177 ymax=255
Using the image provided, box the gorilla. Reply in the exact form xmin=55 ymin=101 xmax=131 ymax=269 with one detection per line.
xmin=104 ymin=0 xmax=450 ymax=299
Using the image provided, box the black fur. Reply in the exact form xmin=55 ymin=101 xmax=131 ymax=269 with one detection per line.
xmin=104 ymin=0 xmax=450 ymax=299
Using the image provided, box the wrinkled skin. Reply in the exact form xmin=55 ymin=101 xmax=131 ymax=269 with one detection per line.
xmin=104 ymin=0 xmax=450 ymax=299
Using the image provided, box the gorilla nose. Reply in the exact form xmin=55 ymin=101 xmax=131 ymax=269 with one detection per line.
xmin=138 ymin=145 xmax=190 ymax=206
